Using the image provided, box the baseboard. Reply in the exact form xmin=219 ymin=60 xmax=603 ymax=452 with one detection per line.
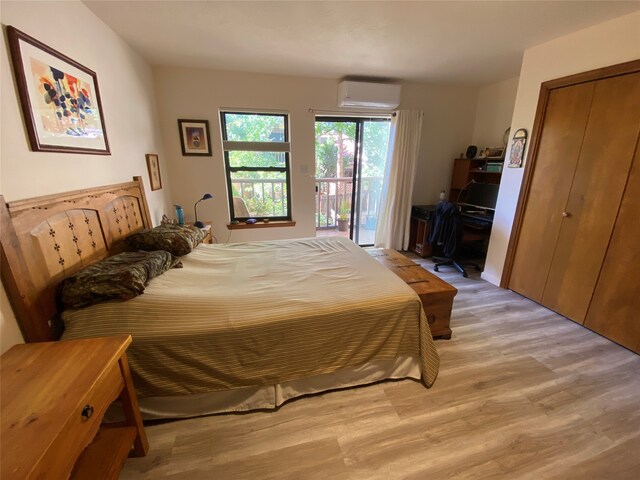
xmin=480 ymin=270 xmax=501 ymax=287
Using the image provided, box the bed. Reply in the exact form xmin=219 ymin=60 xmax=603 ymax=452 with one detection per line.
xmin=1 ymin=178 xmax=439 ymax=418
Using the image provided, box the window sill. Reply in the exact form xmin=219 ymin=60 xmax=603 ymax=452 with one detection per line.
xmin=226 ymin=220 xmax=296 ymax=230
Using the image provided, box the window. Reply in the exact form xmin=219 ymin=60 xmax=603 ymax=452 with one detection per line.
xmin=220 ymin=112 xmax=292 ymax=221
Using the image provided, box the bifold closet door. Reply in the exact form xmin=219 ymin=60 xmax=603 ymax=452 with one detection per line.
xmin=508 ymin=82 xmax=594 ymax=301
xmin=540 ymin=72 xmax=640 ymax=322
xmin=583 ymin=137 xmax=640 ymax=353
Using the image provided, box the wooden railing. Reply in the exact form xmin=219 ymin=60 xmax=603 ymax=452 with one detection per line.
xmin=231 ymin=176 xmax=383 ymax=227
xmin=315 ymin=176 xmax=383 ymax=229
xmin=232 ymin=179 xmax=287 ymax=217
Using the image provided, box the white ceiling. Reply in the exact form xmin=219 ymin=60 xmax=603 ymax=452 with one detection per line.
xmin=84 ymin=0 xmax=639 ymax=85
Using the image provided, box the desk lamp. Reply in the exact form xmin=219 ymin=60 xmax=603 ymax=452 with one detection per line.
xmin=194 ymin=193 xmax=213 ymax=228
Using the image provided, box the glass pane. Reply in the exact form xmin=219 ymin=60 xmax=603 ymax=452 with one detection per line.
xmin=228 ymin=151 xmax=286 ymax=168
xmin=354 ymin=120 xmax=390 ymax=245
xmin=314 ymin=121 xmax=356 ymax=179
xmin=230 ymin=171 xmax=288 ymax=218
xmin=224 ymin=113 xmax=286 ymax=142
xmin=314 ymin=121 xmax=356 ymax=229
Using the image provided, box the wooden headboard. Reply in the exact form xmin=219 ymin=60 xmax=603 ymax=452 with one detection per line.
xmin=1 ymin=177 xmax=152 ymax=343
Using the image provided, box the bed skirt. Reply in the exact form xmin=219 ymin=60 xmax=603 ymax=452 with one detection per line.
xmin=135 ymin=354 xmax=420 ymax=419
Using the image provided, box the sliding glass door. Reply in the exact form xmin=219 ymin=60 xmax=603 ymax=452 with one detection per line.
xmin=314 ymin=117 xmax=390 ymax=246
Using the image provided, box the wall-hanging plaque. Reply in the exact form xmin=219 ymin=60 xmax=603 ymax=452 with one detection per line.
xmin=508 ymin=128 xmax=528 ymax=168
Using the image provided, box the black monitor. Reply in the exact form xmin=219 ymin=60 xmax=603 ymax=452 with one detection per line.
xmin=463 ymin=182 xmax=499 ymax=210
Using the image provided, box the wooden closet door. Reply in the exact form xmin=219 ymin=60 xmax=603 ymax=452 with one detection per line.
xmin=541 ymin=72 xmax=640 ymax=322
xmin=583 ymin=139 xmax=640 ymax=352
xmin=508 ymin=82 xmax=594 ymax=301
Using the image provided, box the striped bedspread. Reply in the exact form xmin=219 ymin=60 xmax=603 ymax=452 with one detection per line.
xmin=62 ymin=237 xmax=439 ymax=397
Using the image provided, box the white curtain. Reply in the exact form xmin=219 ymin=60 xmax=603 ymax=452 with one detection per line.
xmin=374 ymin=110 xmax=424 ymax=250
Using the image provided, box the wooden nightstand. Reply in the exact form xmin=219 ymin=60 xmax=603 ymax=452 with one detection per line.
xmin=195 ymin=222 xmax=213 ymax=244
xmin=1 ymin=335 xmax=148 ymax=479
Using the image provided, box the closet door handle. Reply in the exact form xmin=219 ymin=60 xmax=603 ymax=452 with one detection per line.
xmin=562 ymin=211 xmax=571 ymax=218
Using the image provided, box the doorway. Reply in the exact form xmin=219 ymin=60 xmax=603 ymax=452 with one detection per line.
xmin=314 ymin=116 xmax=391 ymax=246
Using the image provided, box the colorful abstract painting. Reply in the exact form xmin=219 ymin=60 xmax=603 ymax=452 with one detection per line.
xmin=29 ymin=57 xmax=103 ymax=141
xmin=8 ymin=26 xmax=110 ymax=154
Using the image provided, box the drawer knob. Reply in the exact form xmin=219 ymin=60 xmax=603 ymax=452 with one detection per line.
xmin=427 ymin=313 xmax=436 ymax=324
xmin=81 ymin=404 xmax=94 ymax=420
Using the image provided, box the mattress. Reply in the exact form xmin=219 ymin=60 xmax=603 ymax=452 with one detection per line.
xmin=62 ymin=236 xmax=439 ymax=402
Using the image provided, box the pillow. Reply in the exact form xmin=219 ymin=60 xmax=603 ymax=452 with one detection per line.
xmin=125 ymin=224 xmax=205 ymax=256
xmin=57 ymin=250 xmax=182 ymax=309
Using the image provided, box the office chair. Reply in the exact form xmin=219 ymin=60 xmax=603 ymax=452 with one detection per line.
xmin=428 ymin=201 xmax=481 ymax=278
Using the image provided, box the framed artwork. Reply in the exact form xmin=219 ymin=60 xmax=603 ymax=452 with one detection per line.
xmin=6 ymin=26 xmax=110 ymax=155
xmin=146 ymin=154 xmax=162 ymax=191
xmin=508 ymin=128 xmax=528 ymax=168
xmin=178 ymin=119 xmax=212 ymax=156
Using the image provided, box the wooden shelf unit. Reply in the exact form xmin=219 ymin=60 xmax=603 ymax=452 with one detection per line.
xmin=408 ymin=216 xmax=432 ymax=258
xmin=449 ymin=157 xmax=502 ymax=203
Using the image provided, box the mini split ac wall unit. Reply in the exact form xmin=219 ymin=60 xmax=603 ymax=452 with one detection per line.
xmin=338 ymin=81 xmax=401 ymax=109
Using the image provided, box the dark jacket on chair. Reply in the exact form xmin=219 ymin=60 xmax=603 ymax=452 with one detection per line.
xmin=428 ymin=201 xmax=462 ymax=258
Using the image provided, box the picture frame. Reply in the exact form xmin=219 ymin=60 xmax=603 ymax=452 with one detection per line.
xmin=480 ymin=146 xmax=505 ymax=159
xmin=145 ymin=154 xmax=162 ymax=191
xmin=508 ymin=128 xmax=528 ymax=168
xmin=6 ymin=26 xmax=110 ymax=155
xmin=178 ymin=119 xmax=212 ymax=156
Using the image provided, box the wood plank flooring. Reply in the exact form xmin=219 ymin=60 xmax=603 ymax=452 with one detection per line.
xmin=121 ymin=253 xmax=640 ymax=479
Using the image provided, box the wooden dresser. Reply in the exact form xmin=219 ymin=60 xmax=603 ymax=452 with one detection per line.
xmin=367 ymin=248 xmax=457 ymax=339
xmin=1 ymin=335 xmax=148 ymax=479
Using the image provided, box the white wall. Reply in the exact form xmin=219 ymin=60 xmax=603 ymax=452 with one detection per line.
xmin=403 ymin=82 xmax=478 ymax=205
xmin=471 ymin=76 xmax=519 ymax=149
xmin=0 ymin=0 xmax=171 ymax=351
xmin=153 ymin=67 xmax=478 ymax=242
xmin=482 ymin=11 xmax=640 ymax=286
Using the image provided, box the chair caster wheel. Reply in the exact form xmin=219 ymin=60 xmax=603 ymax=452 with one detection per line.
xmin=434 ymin=266 xmax=439 ymax=272
xmin=463 ymin=272 xmax=469 ymax=278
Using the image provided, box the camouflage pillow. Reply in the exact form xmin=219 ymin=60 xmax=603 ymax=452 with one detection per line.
xmin=125 ymin=224 xmax=205 ymax=256
xmin=58 ymin=251 xmax=183 ymax=309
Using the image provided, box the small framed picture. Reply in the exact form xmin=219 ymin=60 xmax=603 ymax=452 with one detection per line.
xmin=7 ymin=26 xmax=110 ymax=154
xmin=178 ymin=119 xmax=212 ymax=156
xmin=145 ymin=154 xmax=162 ymax=190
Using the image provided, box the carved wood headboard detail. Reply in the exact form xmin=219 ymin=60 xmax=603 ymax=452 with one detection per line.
xmin=1 ymin=177 xmax=153 ymax=343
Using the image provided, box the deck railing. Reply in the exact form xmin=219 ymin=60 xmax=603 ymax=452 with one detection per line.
xmin=231 ymin=176 xmax=383 ymax=228
xmin=232 ymin=179 xmax=287 ymax=217
xmin=315 ymin=176 xmax=383 ymax=229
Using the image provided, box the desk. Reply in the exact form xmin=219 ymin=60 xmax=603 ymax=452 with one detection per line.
xmin=461 ymin=210 xmax=493 ymax=225
xmin=460 ymin=210 xmax=493 ymax=249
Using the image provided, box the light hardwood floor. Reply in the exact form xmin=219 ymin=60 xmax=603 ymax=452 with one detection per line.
xmin=121 ymin=253 xmax=640 ymax=479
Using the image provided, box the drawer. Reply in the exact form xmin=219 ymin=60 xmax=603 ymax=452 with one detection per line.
xmin=32 ymin=361 xmax=125 ymax=479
